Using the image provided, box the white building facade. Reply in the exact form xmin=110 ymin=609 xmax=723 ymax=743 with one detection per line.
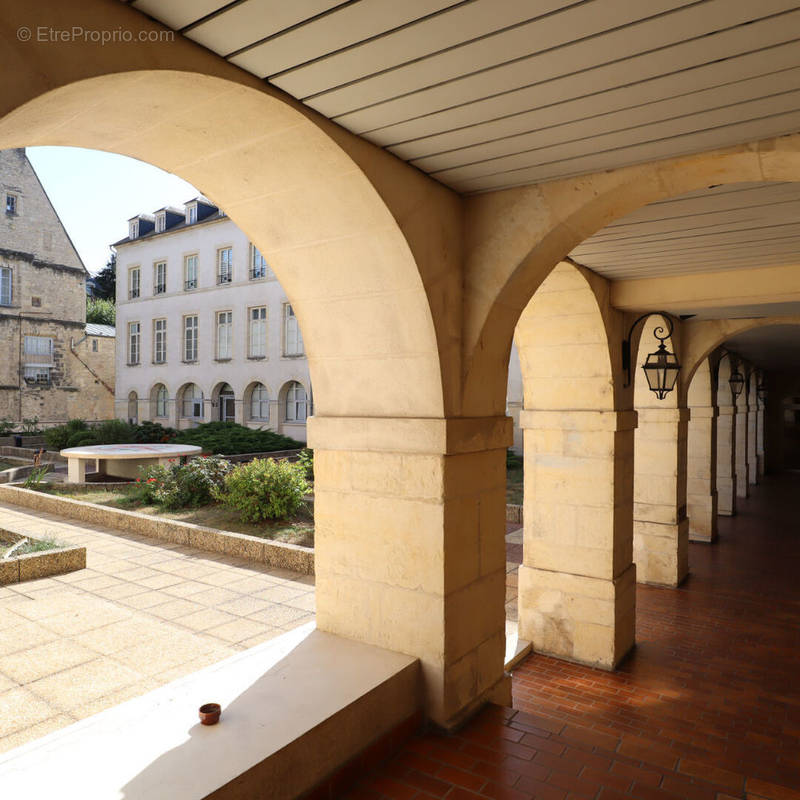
xmin=114 ymin=198 xmax=310 ymax=442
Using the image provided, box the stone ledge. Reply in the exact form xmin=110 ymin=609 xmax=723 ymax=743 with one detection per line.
xmin=0 ymin=531 xmax=85 ymax=585
xmin=308 ymin=416 xmax=512 ymax=455
xmin=0 ymin=624 xmax=420 ymax=800
xmin=520 ymin=409 xmax=638 ymax=432
xmin=0 ymin=485 xmax=314 ymax=575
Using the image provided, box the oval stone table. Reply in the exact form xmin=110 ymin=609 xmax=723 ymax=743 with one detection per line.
xmin=60 ymin=443 xmax=203 ymax=483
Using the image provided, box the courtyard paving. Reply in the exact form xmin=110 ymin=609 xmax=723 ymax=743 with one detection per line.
xmin=0 ymin=502 xmax=315 ymax=754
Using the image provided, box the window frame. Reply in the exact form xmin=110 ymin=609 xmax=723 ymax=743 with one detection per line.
xmin=127 ymin=321 xmax=141 ymax=365
xmin=217 ymin=246 xmax=233 ymax=284
xmin=285 ymin=381 xmax=307 ymax=423
xmin=283 ymin=303 xmax=304 ymax=357
xmin=128 ymin=266 xmax=141 ymax=300
xmin=181 ymin=384 xmax=203 ymax=419
xmin=216 ymin=309 xmax=233 ymax=360
xmin=5 ymin=193 xmax=17 ymax=215
xmin=183 ymin=314 xmax=198 ymax=362
xmin=184 ymin=253 xmax=198 ymax=291
xmin=250 ymin=382 xmax=270 ymax=421
xmin=153 ymin=260 xmax=167 ymax=295
xmin=0 ymin=265 xmax=12 ymax=306
xmin=248 ymin=305 xmax=267 ymax=358
xmin=153 ymin=318 xmax=167 ymax=364
xmin=155 ymin=384 xmax=168 ymax=418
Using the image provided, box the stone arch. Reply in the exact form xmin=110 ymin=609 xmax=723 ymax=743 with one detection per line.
xmin=514 ymin=261 xmax=634 ymax=669
xmin=243 ymin=380 xmax=272 ymax=425
xmin=127 ymin=390 xmax=138 ymax=425
xmin=176 ymin=382 xmax=204 ymax=426
xmin=463 ymin=134 xmax=800 ymax=416
xmin=211 ymin=381 xmax=237 ymax=423
xmin=0 ymin=68 xmax=446 ymax=419
xmin=148 ymin=382 xmax=170 ymax=422
xmin=278 ymin=378 xmax=310 ymax=423
xmin=684 ymin=317 xmax=800 ymax=392
xmin=515 ymin=261 xmax=616 ymax=412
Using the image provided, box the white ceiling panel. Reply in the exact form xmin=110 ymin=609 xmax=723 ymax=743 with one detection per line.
xmin=127 ymin=0 xmax=800 ymax=194
xmin=229 ymin=0 xmax=468 ymax=78
xmin=571 ymin=183 xmax=800 ymax=280
xmin=185 ymin=0 xmax=346 ymax=55
xmin=131 ymin=0 xmax=230 ymax=30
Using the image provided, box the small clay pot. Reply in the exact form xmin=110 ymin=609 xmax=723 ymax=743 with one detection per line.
xmin=198 ymin=703 xmax=221 ymax=725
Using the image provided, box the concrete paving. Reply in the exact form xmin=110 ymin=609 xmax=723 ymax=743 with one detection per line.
xmin=0 ymin=501 xmax=315 ymax=754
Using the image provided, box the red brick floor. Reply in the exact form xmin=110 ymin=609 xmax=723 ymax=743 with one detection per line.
xmin=342 ymin=474 xmax=800 ymax=800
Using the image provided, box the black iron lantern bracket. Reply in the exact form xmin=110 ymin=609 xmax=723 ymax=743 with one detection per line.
xmin=621 ymin=312 xmax=680 ymax=392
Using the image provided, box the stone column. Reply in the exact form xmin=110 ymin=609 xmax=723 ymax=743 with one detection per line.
xmin=735 ymin=394 xmax=750 ymax=498
xmin=518 ymin=409 xmax=636 ymax=670
xmin=308 ymin=415 xmax=512 ymax=729
xmin=716 ymin=404 xmax=736 ymax=515
xmin=633 ymin=408 xmax=689 ymax=586
xmin=756 ymin=402 xmax=765 ymax=478
xmin=687 ymin=405 xmax=718 ymax=542
xmin=747 ymin=389 xmax=758 ymax=486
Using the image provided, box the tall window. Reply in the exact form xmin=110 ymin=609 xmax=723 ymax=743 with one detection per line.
xmin=216 ymin=310 xmax=232 ymax=359
xmin=0 ymin=266 xmax=12 ymax=306
xmin=183 ymin=315 xmax=198 ymax=361
xmin=181 ymin=384 xmax=203 ymax=419
xmin=250 ymin=245 xmax=270 ymax=279
xmin=283 ymin=304 xmax=304 ymax=356
xmin=153 ymin=261 xmax=167 ymax=294
xmin=187 ymin=205 xmax=197 ymax=224
xmin=128 ymin=321 xmax=140 ymax=365
xmin=128 ymin=391 xmax=138 ymax=424
xmin=155 ymin=384 xmax=168 ymax=417
xmin=128 ymin=267 xmax=140 ymax=299
xmin=250 ymin=383 xmax=269 ymax=420
xmin=248 ymin=306 xmax=267 ymax=357
xmin=5 ymin=194 xmax=17 ymax=215
xmin=285 ymin=381 xmax=307 ymax=422
xmin=23 ymin=336 xmax=53 ymax=384
xmin=153 ymin=318 xmax=167 ymax=363
xmin=217 ymin=247 xmax=233 ymax=284
xmin=155 ymin=213 xmax=166 ymax=233
xmin=129 ymin=219 xmax=139 ymax=239
xmin=184 ymin=254 xmax=198 ymax=290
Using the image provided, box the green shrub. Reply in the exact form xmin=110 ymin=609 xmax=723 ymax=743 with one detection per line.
xmin=172 ymin=422 xmax=302 ymax=455
xmin=94 ymin=419 xmax=137 ymax=444
xmin=132 ymin=420 xmax=176 ymax=444
xmin=134 ymin=455 xmax=231 ymax=510
xmin=66 ymin=430 xmax=100 ymax=448
xmin=0 ymin=418 xmax=15 ymax=437
xmin=20 ymin=418 xmax=41 ymax=435
xmin=23 ymin=464 xmax=51 ymax=488
xmin=45 ymin=419 xmax=88 ymax=450
xmin=297 ymin=448 xmax=314 ymax=481
xmin=215 ymin=458 xmax=309 ymax=522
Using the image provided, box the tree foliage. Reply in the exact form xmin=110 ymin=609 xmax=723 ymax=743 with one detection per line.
xmin=86 ymin=297 xmax=116 ymax=325
xmin=91 ymin=252 xmax=117 ymax=301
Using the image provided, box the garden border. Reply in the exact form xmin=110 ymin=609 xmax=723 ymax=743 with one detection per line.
xmin=0 ymin=529 xmax=85 ymax=585
xmin=0 ymin=484 xmax=314 ymax=575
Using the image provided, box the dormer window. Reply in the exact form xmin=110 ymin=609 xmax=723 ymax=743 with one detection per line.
xmin=155 ymin=213 xmax=166 ymax=233
xmin=5 ymin=194 xmax=17 ymax=215
xmin=186 ymin=205 xmax=197 ymax=224
xmin=129 ymin=220 xmax=139 ymax=239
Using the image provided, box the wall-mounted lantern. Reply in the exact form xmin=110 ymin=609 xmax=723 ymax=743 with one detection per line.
xmin=622 ymin=312 xmax=681 ymax=399
xmin=728 ymin=368 xmax=745 ymax=398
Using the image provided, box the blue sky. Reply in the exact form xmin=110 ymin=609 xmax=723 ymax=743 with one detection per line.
xmin=27 ymin=147 xmax=201 ymax=275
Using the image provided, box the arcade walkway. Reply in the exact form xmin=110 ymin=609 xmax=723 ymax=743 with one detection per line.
xmin=344 ymin=474 xmax=800 ymax=800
